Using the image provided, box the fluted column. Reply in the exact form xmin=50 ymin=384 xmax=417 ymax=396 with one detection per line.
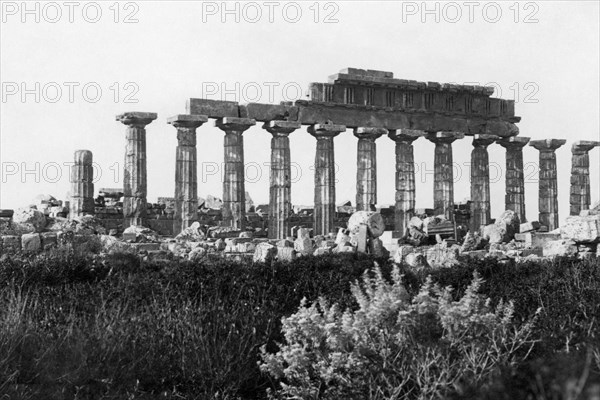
xmin=69 ymin=150 xmax=94 ymax=218
xmin=426 ymin=132 xmax=464 ymax=221
xmin=116 ymin=112 xmax=157 ymax=228
xmin=215 ymin=117 xmax=256 ymax=230
xmin=264 ymin=120 xmax=301 ymax=239
xmin=529 ymin=139 xmax=566 ymax=230
xmin=388 ymin=129 xmax=424 ymax=237
xmin=168 ymin=114 xmax=208 ymax=234
xmin=497 ymin=136 xmax=530 ymax=222
xmin=354 ymin=127 xmax=386 ymax=211
xmin=309 ymin=123 xmax=346 ymax=236
xmin=570 ymin=140 xmax=600 ymax=215
xmin=470 ymin=134 xmax=499 ymax=231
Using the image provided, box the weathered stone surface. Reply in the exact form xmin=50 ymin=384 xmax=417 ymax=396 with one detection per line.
xmin=426 ymin=243 xmax=460 ymax=268
xmin=405 ymin=252 xmax=427 ymax=268
xmin=40 ymin=232 xmax=57 ymax=249
xmin=520 ymin=221 xmax=541 ymax=233
xmin=388 ymin=130 xmax=424 ymax=237
xmin=13 ymin=208 xmax=47 ymax=233
xmin=543 ymin=239 xmax=577 ymax=257
xmin=347 ymin=211 xmax=385 ymax=238
xmin=531 ymin=232 xmax=562 ymax=249
xmin=216 ymin=117 xmax=256 ymax=230
xmin=426 ymin=132 xmax=464 ymax=220
xmin=188 ymin=247 xmax=207 ymax=261
xmin=482 ymin=223 xmax=508 ymax=244
xmin=354 ymin=127 xmax=386 ymax=211
xmin=175 ymin=222 xmax=206 ymax=242
xmin=470 ymin=134 xmax=498 ymax=231
xmin=560 ymin=215 xmax=600 ymax=243
xmin=460 ymin=231 xmax=486 ymax=252
xmin=253 ymin=242 xmax=276 ymax=263
xmin=117 ymin=112 xmax=157 ymax=228
xmin=497 ymin=136 xmax=530 ymax=222
xmin=309 ymin=123 xmax=346 ymax=235
xmin=277 ymin=246 xmax=297 ymax=261
xmin=168 ymin=114 xmax=208 ymax=234
xmin=496 ymin=210 xmax=520 ymax=240
xmin=21 ymin=233 xmax=41 ymax=252
xmin=122 ymin=225 xmax=159 ymax=243
xmin=70 ymin=150 xmax=95 ymax=218
xmin=294 ymin=228 xmax=314 ymax=256
xmin=264 ymin=120 xmax=300 ymax=239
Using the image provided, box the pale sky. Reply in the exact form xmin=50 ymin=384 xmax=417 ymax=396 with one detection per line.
xmin=1 ymin=1 xmax=599 ymax=225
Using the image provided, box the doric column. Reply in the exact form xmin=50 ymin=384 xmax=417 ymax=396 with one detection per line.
xmin=470 ymin=134 xmax=499 ymax=231
xmin=167 ymin=114 xmax=208 ymax=234
xmin=426 ymin=131 xmax=464 ymax=221
xmin=570 ymin=140 xmax=600 ymax=215
xmin=529 ymin=139 xmax=566 ymax=230
xmin=116 ymin=112 xmax=157 ymax=228
xmin=308 ymin=123 xmax=346 ymax=236
xmin=497 ymin=136 xmax=530 ymax=222
xmin=69 ymin=150 xmax=94 ymax=218
xmin=388 ymin=129 xmax=424 ymax=237
xmin=354 ymin=127 xmax=386 ymax=211
xmin=215 ymin=117 xmax=256 ymax=229
xmin=264 ymin=120 xmax=301 ymax=239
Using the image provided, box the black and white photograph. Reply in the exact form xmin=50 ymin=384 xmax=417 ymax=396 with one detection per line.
xmin=1 ymin=1 xmax=599 ymax=398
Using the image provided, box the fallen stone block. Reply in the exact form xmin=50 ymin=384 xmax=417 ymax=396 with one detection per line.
xmin=426 ymin=243 xmax=460 ymax=268
xmin=463 ymin=250 xmax=488 ymax=260
xmin=532 ymin=232 xmax=562 ymax=249
xmin=560 ymin=215 xmax=600 ymax=243
xmin=520 ymin=221 xmax=541 ymax=233
xmin=277 ymin=246 xmax=296 ymax=261
xmin=520 ymin=248 xmax=544 ymax=258
xmin=405 ymin=252 xmax=427 ymax=268
xmin=543 ymin=239 xmax=578 ymax=257
xmin=368 ymin=238 xmax=388 ymax=258
xmin=460 ymin=231 xmax=486 ymax=252
xmin=514 ymin=232 xmax=532 ymax=245
xmin=253 ymin=242 xmax=276 ymax=263
xmin=12 ymin=208 xmax=47 ymax=233
xmin=482 ymin=223 xmax=508 ymax=244
xmin=347 ymin=211 xmax=385 ymax=238
xmin=21 ymin=233 xmax=41 ymax=252
xmin=313 ymin=247 xmax=332 ymax=256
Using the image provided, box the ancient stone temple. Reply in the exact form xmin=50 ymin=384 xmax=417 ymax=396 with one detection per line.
xmin=186 ymin=68 xmax=520 ymax=237
xmin=103 ymin=68 xmax=594 ymax=239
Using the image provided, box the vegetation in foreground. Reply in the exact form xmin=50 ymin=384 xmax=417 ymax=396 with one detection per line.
xmin=0 ymin=243 xmax=599 ymax=399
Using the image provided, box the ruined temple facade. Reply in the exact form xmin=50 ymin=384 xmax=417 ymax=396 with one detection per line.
xmin=107 ymin=68 xmax=597 ymax=238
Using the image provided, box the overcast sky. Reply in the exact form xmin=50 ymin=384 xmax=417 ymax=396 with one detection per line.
xmin=1 ymin=1 xmax=599 ymax=224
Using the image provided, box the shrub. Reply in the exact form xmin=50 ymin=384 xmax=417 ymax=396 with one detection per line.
xmin=260 ymin=267 xmax=539 ymax=400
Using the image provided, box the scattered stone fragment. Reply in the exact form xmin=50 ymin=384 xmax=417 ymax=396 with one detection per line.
xmin=21 ymin=233 xmax=41 ymax=252
xmin=12 ymin=208 xmax=47 ymax=233
xmin=347 ymin=211 xmax=385 ymax=238
xmin=253 ymin=242 xmax=276 ymax=263
xmin=426 ymin=243 xmax=460 ymax=268
xmin=543 ymin=239 xmax=578 ymax=257
xmin=520 ymin=221 xmax=541 ymax=233
xmin=560 ymin=215 xmax=600 ymax=243
xmin=176 ymin=222 xmax=206 ymax=242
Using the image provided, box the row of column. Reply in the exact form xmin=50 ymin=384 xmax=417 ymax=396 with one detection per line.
xmin=109 ymin=112 xmax=598 ymax=238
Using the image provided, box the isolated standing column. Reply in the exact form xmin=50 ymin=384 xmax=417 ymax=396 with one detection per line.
xmin=264 ymin=120 xmax=301 ymax=239
xmin=388 ymin=129 xmax=424 ymax=237
xmin=69 ymin=150 xmax=94 ymax=218
xmin=116 ymin=112 xmax=157 ymax=228
xmin=426 ymin=131 xmax=464 ymax=221
xmin=309 ymin=123 xmax=346 ymax=236
xmin=470 ymin=134 xmax=499 ymax=231
xmin=354 ymin=127 xmax=386 ymax=211
xmin=215 ymin=117 xmax=256 ymax=230
xmin=497 ymin=136 xmax=530 ymax=223
xmin=529 ymin=139 xmax=566 ymax=230
xmin=168 ymin=114 xmax=208 ymax=234
xmin=570 ymin=141 xmax=599 ymax=215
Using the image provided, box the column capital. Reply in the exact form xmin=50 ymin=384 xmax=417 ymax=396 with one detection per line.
xmin=388 ymin=129 xmax=425 ymax=143
xmin=497 ymin=136 xmax=530 ymax=150
xmin=572 ymin=140 xmax=600 ymax=154
xmin=263 ymin=120 xmax=301 ymax=136
xmin=116 ymin=112 xmax=157 ymax=127
xmin=472 ymin=134 xmax=499 ymax=148
xmin=74 ymin=149 xmax=93 ymax=164
xmin=529 ymin=139 xmax=566 ymax=152
xmin=308 ymin=123 xmax=346 ymax=138
xmin=215 ymin=117 xmax=256 ymax=133
xmin=167 ymin=114 xmax=208 ymax=129
xmin=353 ymin=127 xmax=387 ymax=140
xmin=426 ymin=131 xmax=464 ymax=144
